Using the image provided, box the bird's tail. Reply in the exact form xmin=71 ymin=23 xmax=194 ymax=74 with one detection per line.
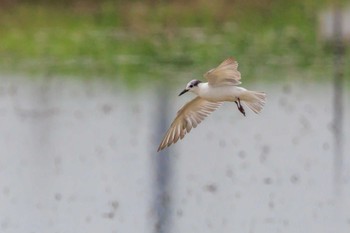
xmin=240 ymin=90 xmax=266 ymax=114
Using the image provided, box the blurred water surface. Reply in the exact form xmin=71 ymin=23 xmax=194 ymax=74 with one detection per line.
xmin=0 ymin=76 xmax=349 ymax=233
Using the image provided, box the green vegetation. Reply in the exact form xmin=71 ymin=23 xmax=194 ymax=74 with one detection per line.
xmin=0 ymin=0 xmax=347 ymax=85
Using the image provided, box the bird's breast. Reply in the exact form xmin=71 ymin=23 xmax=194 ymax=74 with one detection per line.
xmin=199 ymin=86 xmax=245 ymax=102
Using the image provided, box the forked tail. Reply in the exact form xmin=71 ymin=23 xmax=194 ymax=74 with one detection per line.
xmin=240 ymin=90 xmax=266 ymax=114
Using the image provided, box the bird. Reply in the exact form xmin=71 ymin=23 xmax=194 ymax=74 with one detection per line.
xmin=157 ymin=57 xmax=266 ymax=152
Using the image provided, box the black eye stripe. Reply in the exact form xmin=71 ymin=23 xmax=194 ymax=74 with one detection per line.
xmin=188 ymin=80 xmax=201 ymax=88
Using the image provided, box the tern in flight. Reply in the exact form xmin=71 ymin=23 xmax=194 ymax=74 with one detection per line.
xmin=157 ymin=57 xmax=266 ymax=152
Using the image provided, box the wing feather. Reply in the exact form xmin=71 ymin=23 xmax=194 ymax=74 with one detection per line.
xmin=204 ymin=57 xmax=242 ymax=86
xmin=157 ymin=97 xmax=222 ymax=151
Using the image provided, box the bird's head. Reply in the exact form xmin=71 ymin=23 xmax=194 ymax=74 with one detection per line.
xmin=179 ymin=79 xmax=202 ymax=96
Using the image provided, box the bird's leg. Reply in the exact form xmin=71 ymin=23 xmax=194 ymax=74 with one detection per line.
xmin=235 ymin=98 xmax=246 ymax=116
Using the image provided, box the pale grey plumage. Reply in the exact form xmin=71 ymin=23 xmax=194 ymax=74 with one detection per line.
xmin=204 ymin=57 xmax=241 ymax=86
xmin=157 ymin=57 xmax=266 ymax=152
xmin=157 ymin=97 xmax=222 ymax=151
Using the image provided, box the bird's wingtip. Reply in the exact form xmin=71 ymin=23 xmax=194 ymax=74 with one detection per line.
xmin=157 ymin=145 xmax=163 ymax=152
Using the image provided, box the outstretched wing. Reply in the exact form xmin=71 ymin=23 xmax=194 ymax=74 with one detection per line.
xmin=157 ymin=97 xmax=222 ymax=151
xmin=204 ymin=57 xmax=241 ymax=86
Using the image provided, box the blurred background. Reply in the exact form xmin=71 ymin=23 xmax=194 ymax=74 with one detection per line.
xmin=0 ymin=0 xmax=349 ymax=232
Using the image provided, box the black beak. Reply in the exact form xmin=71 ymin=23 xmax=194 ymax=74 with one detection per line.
xmin=178 ymin=89 xmax=189 ymax=96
